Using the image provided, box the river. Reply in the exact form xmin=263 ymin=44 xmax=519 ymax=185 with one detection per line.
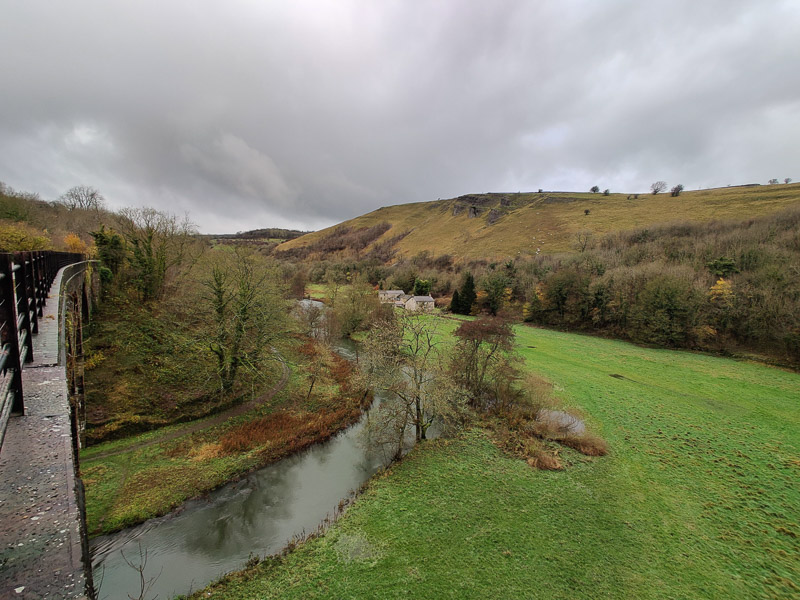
xmin=90 ymin=315 xmax=401 ymax=599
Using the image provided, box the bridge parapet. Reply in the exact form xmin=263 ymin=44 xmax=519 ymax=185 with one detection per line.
xmin=0 ymin=255 xmax=98 ymax=599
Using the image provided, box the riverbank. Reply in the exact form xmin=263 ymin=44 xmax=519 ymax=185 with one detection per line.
xmin=81 ymin=336 xmax=369 ymax=536
xmin=190 ymin=323 xmax=800 ymax=599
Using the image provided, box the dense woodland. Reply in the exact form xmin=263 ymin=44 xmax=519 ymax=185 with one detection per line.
xmin=279 ymin=208 xmax=800 ymax=366
xmin=5 ymin=179 xmax=800 ymax=369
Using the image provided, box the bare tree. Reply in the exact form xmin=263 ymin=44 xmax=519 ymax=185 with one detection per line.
xmin=116 ymin=207 xmax=197 ymax=300
xmin=120 ymin=543 xmax=162 ymax=600
xmin=574 ymin=230 xmax=594 ymax=253
xmin=650 ymin=181 xmax=667 ymax=195
xmin=670 ymin=184 xmax=684 ymax=197
xmin=58 ymin=185 xmax=106 ymax=211
xmin=360 ymin=312 xmax=462 ymax=456
xmin=768 ymin=178 xmax=780 ymax=185
xmin=449 ymin=317 xmax=516 ymax=409
xmin=785 ymin=178 xmax=792 ymax=184
xmin=295 ymin=301 xmax=324 ymax=339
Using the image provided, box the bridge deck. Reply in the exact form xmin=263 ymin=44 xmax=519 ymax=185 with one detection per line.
xmin=0 ymin=269 xmax=89 ymax=599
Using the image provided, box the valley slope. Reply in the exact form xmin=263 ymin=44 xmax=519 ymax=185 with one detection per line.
xmin=277 ymin=183 xmax=800 ymax=261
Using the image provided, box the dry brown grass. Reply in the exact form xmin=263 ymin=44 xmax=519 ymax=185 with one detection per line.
xmin=559 ymin=433 xmax=608 ymax=456
xmin=527 ymin=450 xmax=563 ymax=471
xmin=277 ymin=183 xmax=800 ymax=261
xmin=490 ymin=421 xmax=563 ymax=471
xmin=189 ymin=442 xmax=224 ymax=461
xmin=219 ymin=406 xmax=362 ymax=457
xmin=485 ymin=371 xmax=607 ymax=469
xmin=219 ymin=338 xmax=366 ymax=459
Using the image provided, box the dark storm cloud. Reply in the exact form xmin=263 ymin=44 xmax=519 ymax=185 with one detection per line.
xmin=1 ymin=1 xmax=798 ymax=232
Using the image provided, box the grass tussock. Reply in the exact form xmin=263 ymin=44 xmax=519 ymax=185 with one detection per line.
xmin=559 ymin=433 xmax=608 ymax=456
xmin=486 ymin=374 xmax=607 ymax=469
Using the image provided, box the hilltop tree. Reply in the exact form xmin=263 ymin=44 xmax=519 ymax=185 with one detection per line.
xmin=768 ymin=178 xmax=779 ymax=185
xmin=603 ymin=189 xmax=610 ymax=196
xmin=785 ymin=178 xmax=792 ymax=184
xmin=651 ymin=181 xmax=667 ymax=195
xmin=58 ymin=185 xmax=106 ymax=211
xmin=590 ymin=186 xmax=600 ymax=194
xmin=671 ymin=184 xmax=684 ymax=197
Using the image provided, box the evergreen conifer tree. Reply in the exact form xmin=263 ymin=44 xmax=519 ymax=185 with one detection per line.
xmin=449 ymin=289 xmax=462 ymax=313
xmin=458 ymin=272 xmax=477 ymax=314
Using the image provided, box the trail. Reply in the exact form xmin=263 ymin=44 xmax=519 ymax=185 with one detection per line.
xmin=83 ymin=353 xmax=290 ymax=461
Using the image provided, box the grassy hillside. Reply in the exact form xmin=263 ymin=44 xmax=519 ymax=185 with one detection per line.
xmin=193 ymin=321 xmax=800 ymax=600
xmin=277 ymin=183 xmax=800 ymax=261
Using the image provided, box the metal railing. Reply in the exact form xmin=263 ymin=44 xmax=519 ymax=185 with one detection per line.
xmin=0 ymin=251 xmax=84 ymax=447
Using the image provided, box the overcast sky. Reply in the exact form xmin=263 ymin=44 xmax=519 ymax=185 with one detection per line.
xmin=1 ymin=1 xmax=798 ymax=233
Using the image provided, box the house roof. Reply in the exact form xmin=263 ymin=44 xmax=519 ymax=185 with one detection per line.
xmin=409 ymin=295 xmax=434 ymax=302
xmin=381 ymin=290 xmax=405 ymax=295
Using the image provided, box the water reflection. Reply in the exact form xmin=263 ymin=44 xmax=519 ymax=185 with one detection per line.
xmin=92 ymin=303 xmax=425 ymax=599
xmin=92 ymin=389 xmax=388 ymax=599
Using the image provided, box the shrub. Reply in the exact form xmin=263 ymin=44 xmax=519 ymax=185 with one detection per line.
xmin=629 ymin=274 xmax=700 ymax=346
xmin=0 ymin=220 xmax=52 ymax=251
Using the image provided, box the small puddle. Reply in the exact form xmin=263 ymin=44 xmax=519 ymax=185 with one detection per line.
xmin=536 ymin=409 xmax=585 ymax=435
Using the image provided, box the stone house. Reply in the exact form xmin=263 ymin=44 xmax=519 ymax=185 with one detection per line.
xmin=378 ymin=290 xmax=405 ymax=303
xmin=404 ymin=295 xmax=435 ymax=311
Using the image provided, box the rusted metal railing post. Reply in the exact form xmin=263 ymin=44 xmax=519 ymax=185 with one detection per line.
xmin=0 ymin=254 xmax=24 ymax=415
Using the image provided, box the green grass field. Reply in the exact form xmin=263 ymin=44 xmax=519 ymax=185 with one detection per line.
xmin=193 ymin=322 xmax=800 ymax=599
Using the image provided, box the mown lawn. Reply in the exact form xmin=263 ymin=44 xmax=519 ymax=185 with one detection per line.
xmin=193 ymin=324 xmax=800 ymax=599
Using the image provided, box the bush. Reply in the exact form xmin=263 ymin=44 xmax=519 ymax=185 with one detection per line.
xmin=629 ymin=274 xmax=700 ymax=346
xmin=0 ymin=220 xmax=52 ymax=251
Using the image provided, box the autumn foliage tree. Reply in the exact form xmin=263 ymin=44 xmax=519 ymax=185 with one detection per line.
xmin=450 ymin=316 xmax=516 ymax=409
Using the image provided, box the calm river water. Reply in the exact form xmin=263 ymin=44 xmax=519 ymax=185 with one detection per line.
xmin=91 ymin=332 xmax=395 ymax=599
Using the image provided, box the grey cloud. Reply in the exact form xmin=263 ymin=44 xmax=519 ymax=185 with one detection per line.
xmin=1 ymin=0 xmax=798 ymax=232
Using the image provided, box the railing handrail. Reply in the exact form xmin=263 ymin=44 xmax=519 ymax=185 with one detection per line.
xmin=58 ymin=260 xmax=99 ymax=368
xmin=0 ymin=250 xmax=86 ymax=448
